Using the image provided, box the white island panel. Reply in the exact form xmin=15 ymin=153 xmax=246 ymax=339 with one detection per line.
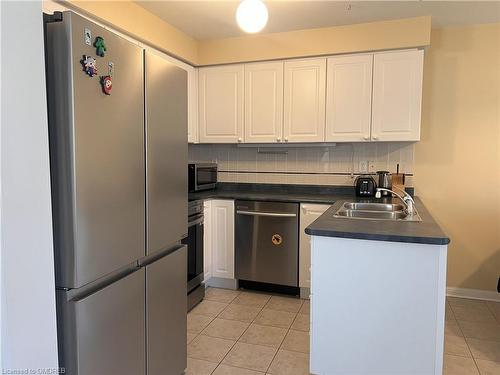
xmin=310 ymin=236 xmax=447 ymax=375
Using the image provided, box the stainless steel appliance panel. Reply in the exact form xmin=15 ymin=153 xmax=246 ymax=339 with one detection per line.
xmin=146 ymin=246 xmax=187 ymax=375
xmin=56 ymin=268 xmax=145 ymax=375
xmin=145 ymin=52 xmax=188 ymax=255
xmin=46 ymin=12 xmax=145 ymax=288
xmin=235 ymin=201 xmax=299 ymax=287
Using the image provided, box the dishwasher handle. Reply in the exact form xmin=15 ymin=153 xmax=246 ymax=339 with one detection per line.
xmin=236 ymin=210 xmax=297 ymax=218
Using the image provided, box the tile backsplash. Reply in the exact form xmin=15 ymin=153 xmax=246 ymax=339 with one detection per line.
xmin=189 ymin=143 xmax=414 ymax=186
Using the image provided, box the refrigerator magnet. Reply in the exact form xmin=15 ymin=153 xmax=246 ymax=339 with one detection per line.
xmin=94 ymin=36 xmax=106 ymax=57
xmin=84 ymin=27 xmax=92 ymax=46
xmin=100 ymin=75 xmax=112 ymax=95
xmin=81 ymin=55 xmax=97 ymax=77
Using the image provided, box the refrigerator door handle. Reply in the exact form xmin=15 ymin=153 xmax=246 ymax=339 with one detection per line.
xmin=138 ymin=244 xmax=185 ymax=268
xmin=67 ymin=262 xmax=139 ymax=302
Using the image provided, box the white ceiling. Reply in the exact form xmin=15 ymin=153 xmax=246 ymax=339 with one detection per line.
xmin=135 ymin=1 xmax=500 ymax=40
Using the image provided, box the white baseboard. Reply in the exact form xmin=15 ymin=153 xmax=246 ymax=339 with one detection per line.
xmin=447 ymin=287 xmax=500 ymax=302
xmin=205 ymin=277 xmax=238 ymax=290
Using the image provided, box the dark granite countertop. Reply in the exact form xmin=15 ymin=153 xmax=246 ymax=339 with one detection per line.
xmin=305 ymin=197 xmax=450 ymax=245
xmin=189 ymin=182 xmax=356 ymax=204
xmin=189 ymin=183 xmax=449 ymax=246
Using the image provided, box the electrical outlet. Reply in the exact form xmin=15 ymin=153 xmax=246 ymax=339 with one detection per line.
xmin=359 ymin=161 xmax=368 ymax=173
xmin=368 ymin=161 xmax=376 ymax=172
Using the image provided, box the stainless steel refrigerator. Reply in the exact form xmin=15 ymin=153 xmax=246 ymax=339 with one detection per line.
xmin=45 ymin=11 xmax=187 ymax=375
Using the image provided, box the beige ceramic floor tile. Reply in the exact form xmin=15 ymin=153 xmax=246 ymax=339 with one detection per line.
xmin=232 ymin=292 xmax=272 ymax=308
xmin=212 ymin=364 xmax=264 ymax=375
xmin=202 ymin=318 xmax=250 ymax=340
xmin=291 ymin=313 xmax=310 ymax=332
xmin=299 ymin=300 xmax=310 ymax=315
xmin=254 ymin=309 xmax=296 ymax=329
xmin=267 ymin=349 xmax=310 ymax=375
xmin=264 ymin=296 xmax=303 ymax=313
xmin=281 ymin=329 xmax=310 ymax=354
xmin=188 ymin=314 xmax=214 ymax=334
xmin=487 ymin=302 xmax=500 ymax=324
xmin=186 ymin=357 xmax=218 ymax=375
xmin=445 ymin=335 xmax=472 ymax=358
xmin=447 ymin=304 xmax=457 ymax=322
xmin=187 ymin=332 xmax=198 ymax=345
xmin=222 ymin=342 xmax=277 ymax=372
xmin=446 ymin=321 xmax=465 ymax=337
xmin=219 ymin=304 xmax=263 ymax=323
xmin=475 ymin=359 xmax=500 ymax=375
xmin=191 ymin=300 xmax=229 ymax=318
xmin=239 ymin=323 xmax=287 ymax=348
xmin=453 ymin=305 xmax=497 ymax=324
xmin=188 ymin=335 xmax=235 ymax=363
xmin=443 ymin=354 xmax=480 ymax=375
xmin=466 ymin=338 xmax=500 ymax=362
xmin=458 ymin=321 xmax=500 ymax=341
xmin=449 ymin=298 xmax=488 ymax=310
xmin=205 ymin=288 xmax=241 ymax=303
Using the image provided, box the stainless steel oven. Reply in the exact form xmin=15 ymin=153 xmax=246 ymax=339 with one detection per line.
xmin=182 ymin=200 xmax=205 ymax=310
xmin=188 ymin=163 xmax=217 ymax=192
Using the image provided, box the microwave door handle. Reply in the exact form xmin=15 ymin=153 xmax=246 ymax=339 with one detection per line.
xmin=236 ymin=210 xmax=297 ymax=218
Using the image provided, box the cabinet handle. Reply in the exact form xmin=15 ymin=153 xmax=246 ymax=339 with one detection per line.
xmin=363 ymin=136 xmax=369 ymax=141
xmin=277 ymin=137 xmax=281 ymax=142
xmin=237 ymin=137 xmax=242 ymax=143
xmin=372 ymin=135 xmax=379 ymax=140
xmin=284 ymin=137 xmax=289 ymax=142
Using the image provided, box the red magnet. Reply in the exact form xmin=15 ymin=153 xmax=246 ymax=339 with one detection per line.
xmin=100 ymin=75 xmax=112 ymax=95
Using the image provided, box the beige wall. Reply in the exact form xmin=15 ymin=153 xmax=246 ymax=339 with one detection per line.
xmin=64 ymin=0 xmax=199 ymax=63
xmin=60 ymin=1 xmax=430 ymax=66
xmin=415 ymin=23 xmax=500 ymax=292
xmin=198 ymin=16 xmax=431 ymax=65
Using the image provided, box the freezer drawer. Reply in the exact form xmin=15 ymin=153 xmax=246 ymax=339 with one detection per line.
xmin=235 ymin=201 xmax=299 ymax=287
xmin=56 ymin=268 xmax=145 ymax=375
xmin=146 ymin=245 xmax=187 ymax=375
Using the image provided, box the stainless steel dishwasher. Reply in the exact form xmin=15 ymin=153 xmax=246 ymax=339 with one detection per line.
xmin=235 ymin=200 xmax=299 ymax=287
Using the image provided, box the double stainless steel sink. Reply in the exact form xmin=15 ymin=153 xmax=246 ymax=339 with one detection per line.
xmin=333 ymin=202 xmax=422 ymax=221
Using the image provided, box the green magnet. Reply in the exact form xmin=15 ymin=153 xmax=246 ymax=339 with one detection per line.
xmin=94 ymin=36 xmax=106 ymax=57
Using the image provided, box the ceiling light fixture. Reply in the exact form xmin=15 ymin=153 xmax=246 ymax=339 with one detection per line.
xmin=236 ymin=0 xmax=268 ymax=34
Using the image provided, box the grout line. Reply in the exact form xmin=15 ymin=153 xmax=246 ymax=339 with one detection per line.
xmin=210 ymin=291 xmax=269 ymax=374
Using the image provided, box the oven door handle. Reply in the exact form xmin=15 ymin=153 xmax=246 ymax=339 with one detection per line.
xmin=188 ymin=216 xmax=204 ymax=227
xmin=236 ymin=210 xmax=297 ymax=218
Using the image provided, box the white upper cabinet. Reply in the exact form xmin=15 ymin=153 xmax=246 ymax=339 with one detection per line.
xmin=371 ymin=50 xmax=424 ymax=141
xmin=283 ymin=58 xmax=326 ymax=143
xmin=326 ymin=54 xmax=373 ymax=142
xmin=188 ymin=68 xmax=199 ymax=143
xmin=199 ymin=65 xmax=244 ymax=143
xmin=244 ymin=61 xmax=284 ymax=143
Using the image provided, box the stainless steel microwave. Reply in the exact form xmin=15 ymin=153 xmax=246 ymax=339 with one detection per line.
xmin=188 ymin=163 xmax=217 ymax=192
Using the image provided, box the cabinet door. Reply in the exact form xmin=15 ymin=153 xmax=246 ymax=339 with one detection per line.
xmin=211 ymin=200 xmax=235 ymax=279
xmin=299 ymin=204 xmax=331 ymax=289
xmin=188 ymin=68 xmax=199 ymax=143
xmin=283 ymin=58 xmax=326 ymax=143
xmin=371 ymin=50 xmax=424 ymax=141
xmin=199 ymin=65 xmax=244 ymax=143
xmin=203 ymin=200 xmax=212 ymax=282
xmin=244 ymin=61 xmax=284 ymax=143
xmin=326 ymin=54 xmax=373 ymax=142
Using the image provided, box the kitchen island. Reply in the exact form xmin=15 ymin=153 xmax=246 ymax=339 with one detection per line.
xmin=305 ymin=198 xmax=450 ymax=375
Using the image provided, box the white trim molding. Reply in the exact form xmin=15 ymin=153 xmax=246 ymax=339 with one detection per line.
xmin=447 ymin=287 xmax=500 ymax=302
